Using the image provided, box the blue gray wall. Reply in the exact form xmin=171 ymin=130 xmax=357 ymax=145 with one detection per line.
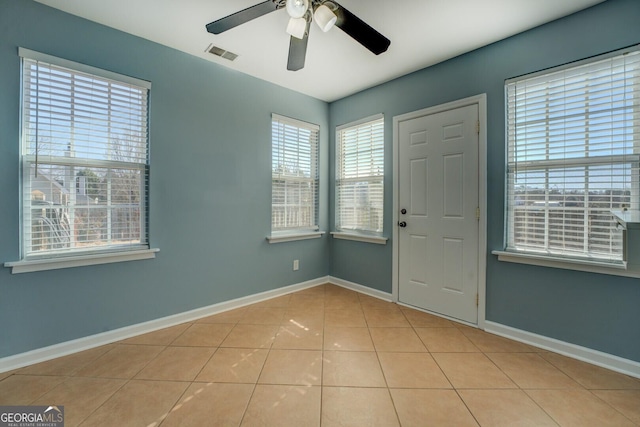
xmin=0 ymin=0 xmax=329 ymax=358
xmin=328 ymin=0 xmax=640 ymax=362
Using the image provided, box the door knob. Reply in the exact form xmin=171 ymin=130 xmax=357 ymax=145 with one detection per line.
xmin=398 ymin=221 xmax=407 ymax=227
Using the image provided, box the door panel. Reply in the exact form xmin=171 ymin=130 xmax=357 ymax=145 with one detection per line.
xmin=442 ymin=237 xmax=464 ymax=293
xmin=443 ymin=154 xmax=464 ymax=217
xmin=409 ymin=235 xmax=428 ymax=285
xmin=398 ymin=104 xmax=479 ymax=323
xmin=410 ymin=159 xmax=428 ymax=215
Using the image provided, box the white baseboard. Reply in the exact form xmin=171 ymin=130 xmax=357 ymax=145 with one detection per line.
xmin=328 ymin=276 xmax=393 ymax=301
xmin=485 ymin=321 xmax=640 ymax=379
xmin=395 ymin=301 xmax=479 ymax=329
xmin=0 ymin=276 xmax=329 ymax=373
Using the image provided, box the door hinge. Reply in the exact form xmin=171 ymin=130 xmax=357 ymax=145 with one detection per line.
xmin=476 ymin=293 xmax=479 ymax=307
xmin=475 ymin=120 xmax=480 ymax=135
xmin=475 ymin=207 xmax=480 ymax=220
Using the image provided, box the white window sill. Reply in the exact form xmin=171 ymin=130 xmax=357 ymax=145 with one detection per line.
xmin=492 ymin=250 xmax=640 ymax=278
xmin=266 ymin=231 xmax=325 ymax=244
xmin=331 ymin=232 xmax=388 ymax=245
xmin=611 ymin=209 xmax=640 ymax=230
xmin=4 ymin=248 xmax=160 ymax=274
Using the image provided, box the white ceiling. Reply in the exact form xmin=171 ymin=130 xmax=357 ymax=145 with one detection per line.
xmin=35 ymin=0 xmax=605 ymax=102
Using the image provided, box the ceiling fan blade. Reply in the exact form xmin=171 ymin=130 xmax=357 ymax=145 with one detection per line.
xmin=206 ymin=1 xmax=280 ymax=34
xmin=287 ymin=22 xmax=311 ymax=71
xmin=333 ymin=1 xmax=390 ymax=55
xmin=287 ymin=34 xmax=309 ymax=71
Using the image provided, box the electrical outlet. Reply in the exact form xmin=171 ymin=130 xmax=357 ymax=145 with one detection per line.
xmin=293 ymin=259 xmax=299 ymax=271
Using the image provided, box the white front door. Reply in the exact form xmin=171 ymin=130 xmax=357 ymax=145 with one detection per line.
xmin=397 ymin=104 xmax=479 ymax=324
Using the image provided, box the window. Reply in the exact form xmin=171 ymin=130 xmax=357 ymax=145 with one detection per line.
xmin=505 ymin=46 xmax=640 ymax=266
xmin=19 ymin=49 xmax=151 ymax=260
xmin=271 ymin=114 xmax=319 ymax=234
xmin=335 ymin=115 xmax=384 ymax=235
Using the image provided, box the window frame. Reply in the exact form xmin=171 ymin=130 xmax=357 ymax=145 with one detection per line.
xmin=334 ymin=114 xmax=386 ymax=243
xmin=500 ymin=45 xmax=640 ymax=271
xmin=6 ymin=48 xmax=157 ymax=273
xmin=269 ymin=113 xmax=321 ymax=242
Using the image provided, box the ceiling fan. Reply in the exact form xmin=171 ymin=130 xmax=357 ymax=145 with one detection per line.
xmin=206 ymin=0 xmax=391 ymax=71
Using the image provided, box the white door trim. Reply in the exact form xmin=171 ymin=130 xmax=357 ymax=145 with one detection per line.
xmin=392 ymin=94 xmax=487 ymax=329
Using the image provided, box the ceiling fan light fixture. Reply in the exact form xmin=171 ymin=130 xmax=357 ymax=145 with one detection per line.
xmin=286 ymin=0 xmax=309 ymax=19
xmin=286 ymin=17 xmax=307 ymax=39
xmin=314 ymin=4 xmax=337 ymax=32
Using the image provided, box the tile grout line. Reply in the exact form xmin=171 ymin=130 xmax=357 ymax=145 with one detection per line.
xmin=71 ymin=341 xmax=169 ymax=426
xmin=235 ymin=318 xmax=277 ymax=427
xmin=380 ymin=300 xmax=417 ymax=427
xmin=319 ymin=285 xmax=326 ymax=427
xmin=586 ymin=389 xmax=640 ymax=426
xmin=153 ymin=315 xmax=238 ymax=426
xmin=409 ymin=310 xmax=482 ymax=426
xmin=480 ymin=342 xmax=534 ymax=424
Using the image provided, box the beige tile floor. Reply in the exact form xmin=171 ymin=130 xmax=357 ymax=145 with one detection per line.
xmin=1 ymin=283 xmax=639 ymax=426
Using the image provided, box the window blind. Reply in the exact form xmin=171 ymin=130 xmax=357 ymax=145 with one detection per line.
xmin=271 ymin=114 xmax=319 ymax=232
xmin=505 ymin=45 xmax=640 ymax=263
xmin=20 ymin=49 xmax=150 ymax=258
xmin=336 ymin=114 xmax=384 ymax=234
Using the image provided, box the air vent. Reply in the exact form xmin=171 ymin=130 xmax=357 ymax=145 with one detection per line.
xmin=205 ymin=44 xmax=238 ymax=61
